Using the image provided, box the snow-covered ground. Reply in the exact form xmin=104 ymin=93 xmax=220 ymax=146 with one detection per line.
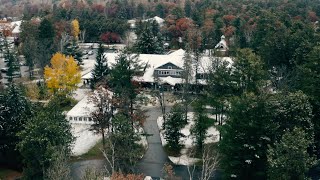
xmin=71 ymin=124 xmax=101 ymax=156
xmin=157 ymin=112 xmax=220 ymax=165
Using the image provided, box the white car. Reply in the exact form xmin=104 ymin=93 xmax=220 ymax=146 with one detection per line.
xmin=88 ymin=50 xmax=94 ymax=55
xmin=1 ymin=68 xmax=8 ymax=73
xmin=82 ymin=55 xmax=89 ymax=59
xmin=83 ymin=50 xmax=88 ymax=54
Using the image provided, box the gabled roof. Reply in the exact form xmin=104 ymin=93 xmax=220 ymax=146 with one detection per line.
xmin=155 ymin=62 xmax=182 ymax=70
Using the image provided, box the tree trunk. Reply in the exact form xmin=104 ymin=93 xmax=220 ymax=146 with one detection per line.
xmin=102 ymin=128 xmax=106 ymax=149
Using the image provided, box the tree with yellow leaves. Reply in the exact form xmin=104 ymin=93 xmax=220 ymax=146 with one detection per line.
xmin=44 ymin=53 xmax=81 ymax=95
xmin=71 ymin=19 xmax=80 ymax=40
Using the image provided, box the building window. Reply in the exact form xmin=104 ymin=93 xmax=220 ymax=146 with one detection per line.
xmin=84 ymin=117 xmax=87 ymax=121
xmin=69 ymin=117 xmax=72 ymax=121
xmin=79 ymin=117 xmax=82 ymax=121
xmin=89 ymin=117 xmax=92 ymax=121
xmin=74 ymin=117 xmax=77 ymax=121
xmin=168 ymin=66 xmax=172 ymax=69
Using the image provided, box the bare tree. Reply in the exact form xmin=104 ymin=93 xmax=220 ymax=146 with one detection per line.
xmin=80 ymin=30 xmax=86 ymax=43
xmin=81 ymin=168 xmax=104 ymax=180
xmin=60 ymin=32 xmax=70 ymax=52
xmin=186 ymin=148 xmax=197 ymax=180
xmin=200 ymin=146 xmax=220 ymax=180
xmin=162 ymin=163 xmax=181 ymax=180
xmin=152 ymin=76 xmax=166 ymax=125
xmin=89 ymin=86 xmax=114 ymax=149
xmin=102 ymin=139 xmax=116 ymax=176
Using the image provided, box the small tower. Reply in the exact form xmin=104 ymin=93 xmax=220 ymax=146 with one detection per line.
xmin=214 ymin=35 xmax=228 ymax=56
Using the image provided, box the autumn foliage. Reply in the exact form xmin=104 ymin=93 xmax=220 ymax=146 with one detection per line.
xmin=100 ymin=32 xmax=121 ymax=43
xmin=44 ymin=53 xmax=81 ymax=95
xmin=111 ymin=172 xmax=144 ymax=180
xmin=71 ymin=19 xmax=80 ymax=39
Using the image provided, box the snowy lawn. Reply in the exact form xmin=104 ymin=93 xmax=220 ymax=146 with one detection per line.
xmin=71 ymin=123 xmax=148 ymax=157
xmin=157 ymin=112 xmax=219 ymax=165
xmin=71 ymin=124 xmax=101 ymax=156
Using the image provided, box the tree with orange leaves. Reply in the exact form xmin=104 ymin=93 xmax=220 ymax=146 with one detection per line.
xmin=44 ymin=53 xmax=81 ymax=95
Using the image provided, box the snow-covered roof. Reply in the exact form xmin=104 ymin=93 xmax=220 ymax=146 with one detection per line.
xmin=11 ymin=21 xmax=21 ymax=34
xmin=128 ymin=16 xmax=165 ymax=29
xmin=215 ymin=35 xmax=228 ymax=51
xmin=103 ymin=49 xmax=233 ymax=85
xmin=67 ymin=94 xmax=95 ymax=117
xmin=145 ymin=16 xmax=165 ymax=26
xmin=67 ymin=88 xmax=113 ymax=117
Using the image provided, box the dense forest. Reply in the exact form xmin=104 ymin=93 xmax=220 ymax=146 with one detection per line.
xmin=1 ymin=0 xmax=320 ymax=179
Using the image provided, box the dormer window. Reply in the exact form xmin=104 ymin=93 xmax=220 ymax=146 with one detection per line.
xmin=168 ymin=66 xmax=172 ymax=69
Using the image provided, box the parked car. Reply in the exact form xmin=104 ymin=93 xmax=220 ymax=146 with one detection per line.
xmin=82 ymin=54 xmax=89 ymax=59
xmin=83 ymin=50 xmax=88 ymax=54
xmin=88 ymin=50 xmax=94 ymax=55
xmin=0 ymin=68 xmax=8 ymax=73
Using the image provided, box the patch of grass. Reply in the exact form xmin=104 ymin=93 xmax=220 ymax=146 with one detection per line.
xmin=0 ymin=168 xmax=22 ymax=179
xmin=71 ymin=140 xmax=104 ymax=161
xmin=164 ymin=144 xmax=183 ymax=157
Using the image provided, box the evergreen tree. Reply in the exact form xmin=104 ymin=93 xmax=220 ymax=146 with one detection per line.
xmin=155 ymin=4 xmax=165 ymax=18
xmin=164 ymin=104 xmax=186 ymax=151
xmin=91 ymin=43 xmax=108 ymax=88
xmin=3 ymin=38 xmax=19 ymax=83
xmin=191 ymin=100 xmax=211 ymax=150
xmin=184 ymin=0 xmax=192 ymax=17
xmin=109 ymin=50 xmax=142 ymax=122
xmin=134 ymin=20 xmax=164 ymax=54
xmin=63 ymin=39 xmax=83 ymax=65
xmin=0 ymin=85 xmax=33 ymax=168
xmin=267 ymin=128 xmax=316 ymax=180
xmin=17 ymin=99 xmax=73 ymax=179
xmin=181 ymin=49 xmax=193 ymax=123
xmin=206 ymin=54 xmax=234 ymax=127
xmin=38 ymin=18 xmax=56 ymax=68
xmin=219 ymin=93 xmax=277 ymax=179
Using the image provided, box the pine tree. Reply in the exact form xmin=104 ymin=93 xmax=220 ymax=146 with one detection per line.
xmin=134 ymin=20 xmax=164 ymax=54
xmin=17 ymin=99 xmax=73 ymax=179
xmin=0 ymin=85 xmax=33 ymax=168
xmin=181 ymin=49 xmax=193 ymax=123
xmin=3 ymin=38 xmax=19 ymax=82
xmin=109 ymin=50 xmax=142 ymax=125
xmin=91 ymin=43 xmax=108 ymax=88
xmin=164 ymin=104 xmax=186 ymax=151
xmin=63 ymin=39 xmax=83 ymax=65
xmin=191 ymin=100 xmax=211 ymax=151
